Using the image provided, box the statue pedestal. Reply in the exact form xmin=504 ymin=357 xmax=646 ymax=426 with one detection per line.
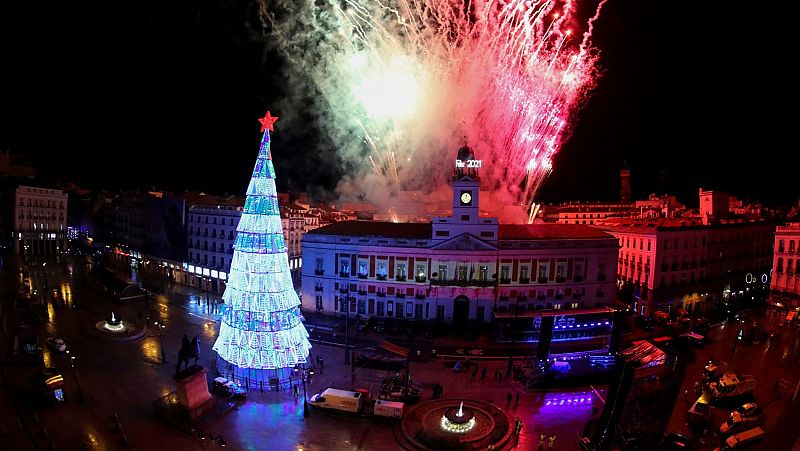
xmin=174 ymin=365 xmax=213 ymax=419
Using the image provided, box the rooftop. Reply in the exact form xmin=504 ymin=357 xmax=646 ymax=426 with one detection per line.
xmin=307 ymin=221 xmax=613 ymax=241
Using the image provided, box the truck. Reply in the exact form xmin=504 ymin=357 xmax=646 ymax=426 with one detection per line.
xmin=715 ymin=427 xmax=765 ymax=451
xmin=720 ymin=412 xmax=763 ymax=436
xmin=309 ymin=388 xmax=364 ymax=413
xmin=709 ymin=373 xmax=757 ymax=400
xmin=309 ymin=387 xmax=404 ymax=418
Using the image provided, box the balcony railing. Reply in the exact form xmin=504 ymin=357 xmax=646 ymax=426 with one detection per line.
xmin=573 ymin=276 xmax=584 ymax=282
xmin=396 ymin=293 xmax=406 ymax=299
xmin=415 ymin=276 xmax=427 ymax=283
xmin=377 ymin=292 xmax=386 ymax=297
xmin=519 ymin=277 xmax=530 ymax=284
xmin=499 ymin=278 xmax=511 ymax=284
xmin=499 ymin=295 xmax=509 ymax=301
xmin=395 ymin=275 xmax=407 ymax=282
xmin=555 ymin=276 xmax=566 ymax=283
xmin=430 ymin=279 xmax=497 ymax=287
xmin=537 ymin=277 xmax=548 ymax=284
xmin=314 ymin=286 xmax=323 ymax=292
xmin=314 ymin=269 xmax=324 ymax=276
xmin=597 ymin=274 xmax=607 ymax=281
xmin=339 ymin=272 xmax=350 ymax=278
xmin=357 ymin=273 xmax=368 ymax=279
xmin=415 ymin=294 xmax=426 ymax=300
xmin=357 ymin=289 xmax=367 ymax=295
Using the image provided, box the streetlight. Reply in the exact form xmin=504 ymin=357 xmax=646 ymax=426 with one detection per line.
xmin=294 ymin=364 xmax=313 ymax=417
xmin=154 ymin=321 xmax=167 ymax=363
xmin=42 ymin=261 xmax=48 ymax=289
xmin=344 ymin=303 xmax=350 ymax=365
xmin=68 ymin=354 xmax=85 ymax=403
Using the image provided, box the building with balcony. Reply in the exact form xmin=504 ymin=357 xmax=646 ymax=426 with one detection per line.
xmin=185 ymin=196 xmax=243 ymax=293
xmin=601 ymin=215 xmax=773 ymax=318
xmin=768 ymin=222 xmax=800 ymax=325
xmin=300 ymin=146 xmax=618 ymax=327
xmin=13 ymin=185 xmax=67 ymax=257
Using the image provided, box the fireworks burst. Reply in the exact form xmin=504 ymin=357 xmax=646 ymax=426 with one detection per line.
xmin=266 ymin=0 xmax=606 ymax=221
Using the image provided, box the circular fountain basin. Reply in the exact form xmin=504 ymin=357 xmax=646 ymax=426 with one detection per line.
xmin=441 ymin=406 xmax=476 ymax=433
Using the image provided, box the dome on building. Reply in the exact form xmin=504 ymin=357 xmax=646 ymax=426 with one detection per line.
xmin=456 ymin=145 xmax=475 ymax=161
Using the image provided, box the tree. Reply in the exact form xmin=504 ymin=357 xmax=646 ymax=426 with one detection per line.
xmin=212 ymin=112 xmax=311 ymax=383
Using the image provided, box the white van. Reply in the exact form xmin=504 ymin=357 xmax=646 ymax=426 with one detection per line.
xmin=309 ymin=388 xmax=363 ymax=413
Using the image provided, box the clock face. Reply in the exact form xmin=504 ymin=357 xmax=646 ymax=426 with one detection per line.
xmin=460 ymin=192 xmax=472 ymax=205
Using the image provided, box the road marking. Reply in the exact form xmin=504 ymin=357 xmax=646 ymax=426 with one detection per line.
xmin=188 ymin=312 xmax=218 ymax=323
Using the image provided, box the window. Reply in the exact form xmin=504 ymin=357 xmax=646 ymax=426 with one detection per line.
xmin=779 ymin=240 xmax=785 ymax=252
xmin=647 ymin=240 xmax=651 ymax=251
xmin=663 ymin=239 xmax=668 ymax=250
xmin=791 ymin=241 xmax=796 ymax=253
xmin=339 ymin=259 xmax=350 ymax=275
xmin=574 ymin=262 xmax=584 ymax=281
xmin=416 ymin=264 xmax=426 ymax=280
xmin=438 ymin=264 xmax=448 ymax=281
xmin=555 ymin=262 xmax=567 ymax=281
xmin=553 ymin=303 xmax=562 ymax=310
xmin=500 ymin=266 xmax=510 ymax=281
xmin=777 ymin=258 xmax=784 ymax=273
xmin=458 ymin=265 xmax=468 ymax=280
xmin=435 ymin=231 xmax=450 ymax=237
xmin=537 ymin=263 xmax=549 ymax=281
xmin=396 ymin=263 xmax=407 ymax=279
xmin=358 ymin=260 xmax=368 ymax=277
xmin=315 ymin=258 xmax=324 ymax=273
xmin=377 ymin=262 xmax=387 ymax=277
xmin=377 ymin=301 xmax=385 ymax=316
xmin=357 ymin=299 xmax=366 ymax=314
xmin=597 ymin=263 xmax=606 ymax=281
xmin=519 ymin=266 xmax=529 ymax=281
xmin=315 ymin=295 xmax=323 ymax=311
xmin=387 ymin=301 xmax=394 ymax=315
xmin=479 ymin=265 xmax=488 ymax=281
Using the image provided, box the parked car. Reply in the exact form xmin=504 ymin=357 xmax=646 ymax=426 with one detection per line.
xmin=732 ymin=403 xmax=762 ymax=419
xmin=373 ymin=320 xmax=385 ymax=333
xmin=46 ymin=337 xmax=66 ymax=353
xmin=212 ymin=377 xmax=247 ymax=400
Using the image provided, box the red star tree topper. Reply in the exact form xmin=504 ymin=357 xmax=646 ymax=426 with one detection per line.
xmin=258 ymin=111 xmax=279 ymax=132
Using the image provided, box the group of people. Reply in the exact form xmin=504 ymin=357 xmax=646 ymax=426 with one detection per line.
xmin=470 ymin=365 xmax=507 ymax=383
xmin=539 ymin=432 xmax=557 ymax=450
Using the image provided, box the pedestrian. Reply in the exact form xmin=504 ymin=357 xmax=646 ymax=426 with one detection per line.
xmin=514 ymin=392 xmax=520 ymax=409
xmin=481 ymin=366 xmax=488 ymax=381
xmin=498 ymin=369 xmax=504 ymax=381
xmin=293 ymin=383 xmax=299 ymax=397
xmin=439 ymin=383 xmax=444 ymax=398
xmin=548 ymin=434 xmax=556 ymax=450
xmin=684 ymin=389 xmax=689 ymax=403
xmin=539 ymin=432 xmax=546 ymax=450
xmin=506 ymin=392 xmax=512 ymax=408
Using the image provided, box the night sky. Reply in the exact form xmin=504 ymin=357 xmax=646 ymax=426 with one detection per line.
xmin=0 ymin=1 xmax=793 ymax=206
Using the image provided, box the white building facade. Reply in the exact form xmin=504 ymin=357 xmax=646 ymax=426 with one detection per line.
xmin=769 ymin=222 xmax=800 ymax=325
xmin=185 ymin=201 xmax=242 ymax=293
xmin=14 ymin=185 xmax=68 ymax=257
xmin=301 ymin=147 xmax=618 ymax=325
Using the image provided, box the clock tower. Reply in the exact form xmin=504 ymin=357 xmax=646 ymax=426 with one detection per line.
xmin=452 ymin=145 xmax=480 ymax=221
xmin=431 ymin=144 xmax=498 ymax=243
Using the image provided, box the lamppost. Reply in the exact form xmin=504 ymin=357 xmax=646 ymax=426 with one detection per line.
xmin=154 ymin=321 xmax=167 ymax=363
xmin=294 ymin=364 xmax=314 ymax=417
xmin=344 ymin=303 xmax=351 ymax=365
xmin=42 ymin=261 xmax=48 ymax=289
xmin=67 ymin=352 xmax=85 ymax=403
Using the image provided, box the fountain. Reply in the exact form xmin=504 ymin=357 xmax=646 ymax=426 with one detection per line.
xmin=440 ymin=401 xmax=476 ymax=433
xmin=400 ymin=398 xmax=513 ymax=450
xmin=97 ymin=311 xmax=130 ymax=333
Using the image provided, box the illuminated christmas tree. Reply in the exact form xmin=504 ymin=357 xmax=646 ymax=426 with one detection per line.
xmin=212 ymin=111 xmax=310 ymax=382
